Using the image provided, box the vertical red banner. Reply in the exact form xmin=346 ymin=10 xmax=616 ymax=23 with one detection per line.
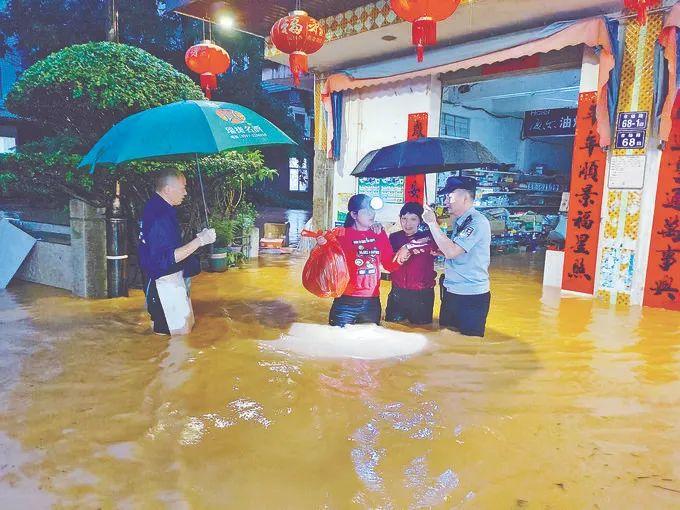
xmin=405 ymin=113 xmax=428 ymax=204
xmin=562 ymin=92 xmax=607 ymax=294
xmin=644 ymin=96 xmax=680 ymax=310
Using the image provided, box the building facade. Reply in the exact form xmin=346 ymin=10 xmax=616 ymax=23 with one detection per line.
xmin=169 ymin=0 xmax=680 ymax=311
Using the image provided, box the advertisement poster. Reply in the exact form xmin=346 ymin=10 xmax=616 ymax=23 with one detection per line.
xmin=336 ymin=192 xmax=353 ymax=224
xmin=358 ymin=177 xmax=405 ymax=204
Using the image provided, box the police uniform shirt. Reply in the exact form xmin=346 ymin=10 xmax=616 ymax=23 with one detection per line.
xmin=443 ymin=207 xmax=491 ymax=295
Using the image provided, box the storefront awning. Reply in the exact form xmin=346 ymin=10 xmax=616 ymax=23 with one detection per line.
xmin=339 ymin=22 xmax=576 ymax=81
xmin=323 ymin=16 xmax=615 ymax=152
xmin=658 ymin=3 xmax=680 ymax=144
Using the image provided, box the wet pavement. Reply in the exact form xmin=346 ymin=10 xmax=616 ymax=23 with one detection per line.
xmin=1 ymin=253 xmax=679 ymax=509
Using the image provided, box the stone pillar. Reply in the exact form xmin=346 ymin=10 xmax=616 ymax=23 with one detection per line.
xmin=312 ymin=148 xmax=334 ymax=231
xmin=248 ymin=226 xmax=260 ymax=258
xmin=69 ymin=199 xmax=107 ymax=298
xmin=312 ymin=74 xmax=335 ymax=231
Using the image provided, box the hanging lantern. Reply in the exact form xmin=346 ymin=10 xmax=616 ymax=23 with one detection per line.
xmin=624 ymin=0 xmax=661 ymax=25
xmin=270 ymin=10 xmax=326 ymax=87
xmin=185 ymin=41 xmax=231 ymax=99
xmin=390 ymin=0 xmax=461 ymax=62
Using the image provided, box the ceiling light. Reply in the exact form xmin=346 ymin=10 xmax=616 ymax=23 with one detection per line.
xmin=218 ymin=16 xmax=235 ymax=29
xmin=381 ymin=35 xmax=397 ymax=41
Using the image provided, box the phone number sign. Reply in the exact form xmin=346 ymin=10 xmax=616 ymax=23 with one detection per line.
xmin=614 ymin=111 xmax=648 ymax=150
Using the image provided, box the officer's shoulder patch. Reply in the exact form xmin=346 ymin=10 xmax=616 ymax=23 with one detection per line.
xmin=459 ymin=226 xmax=475 ymax=238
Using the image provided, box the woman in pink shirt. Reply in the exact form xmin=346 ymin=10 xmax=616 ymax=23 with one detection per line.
xmin=317 ymin=194 xmax=409 ymax=327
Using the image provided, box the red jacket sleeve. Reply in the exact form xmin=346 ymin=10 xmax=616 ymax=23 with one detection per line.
xmin=377 ymin=231 xmax=400 ymax=272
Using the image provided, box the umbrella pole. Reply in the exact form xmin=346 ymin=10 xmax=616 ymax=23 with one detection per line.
xmin=195 ymin=153 xmax=210 ymax=228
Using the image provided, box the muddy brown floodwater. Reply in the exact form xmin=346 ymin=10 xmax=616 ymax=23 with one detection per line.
xmin=1 ymin=253 xmax=679 ymax=509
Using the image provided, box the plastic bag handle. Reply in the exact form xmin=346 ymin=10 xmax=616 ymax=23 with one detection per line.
xmin=301 ymin=229 xmax=323 ymax=238
xmin=301 ymin=227 xmax=345 ymax=240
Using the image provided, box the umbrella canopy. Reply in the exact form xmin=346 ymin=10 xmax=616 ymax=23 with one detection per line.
xmin=79 ymin=100 xmax=295 ymax=171
xmin=351 ymin=137 xmax=502 ymax=178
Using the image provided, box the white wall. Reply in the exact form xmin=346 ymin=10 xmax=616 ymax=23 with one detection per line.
xmin=332 ymin=75 xmax=441 ymax=224
xmin=440 ymin=102 xmax=523 ymax=165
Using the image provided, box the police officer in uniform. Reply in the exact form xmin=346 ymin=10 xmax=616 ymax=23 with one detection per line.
xmin=422 ymin=176 xmax=491 ymax=337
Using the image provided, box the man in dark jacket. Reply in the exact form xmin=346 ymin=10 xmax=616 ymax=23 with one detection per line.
xmin=138 ymin=169 xmax=215 ymax=335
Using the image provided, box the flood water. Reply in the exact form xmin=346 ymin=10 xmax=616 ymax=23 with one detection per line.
xmin=1 ymin=253 xmax=679 ymax=509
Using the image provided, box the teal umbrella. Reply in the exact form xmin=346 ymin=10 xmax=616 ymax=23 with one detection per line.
xmin=79 ymin=100 xmax=295 ymax=224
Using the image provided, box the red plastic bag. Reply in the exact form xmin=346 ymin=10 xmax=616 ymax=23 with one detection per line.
xmin=301 ymin=228 xmax=349 ymax=298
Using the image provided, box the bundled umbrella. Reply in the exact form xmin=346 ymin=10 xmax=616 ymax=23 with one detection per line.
xmin=79 ymin=100 xmax=296 ymax=225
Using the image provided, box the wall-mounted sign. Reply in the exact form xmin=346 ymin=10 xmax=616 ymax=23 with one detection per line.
xmin=559 ymin=192 xmax=570 ymax=213
xmin=336 ymin=192 xmax=352 ymax=224
xmin=614 ymin=111 xmax=648 ymax=150
xmin=616 ymin=111 xmax=648 ymax=131
xmin=358 ymin=177 xmax=405 ymax=204
xmin=522 ymin=108 xmax=577 ymax=138
xmin=615 ymin=131 xmax=646 ymax=149
xmin=607 ymin=155 xmax=646 ymax=189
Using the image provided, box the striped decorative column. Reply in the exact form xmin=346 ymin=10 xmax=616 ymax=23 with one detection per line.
xmin=596 ymin=14 xmax=663 ymax=306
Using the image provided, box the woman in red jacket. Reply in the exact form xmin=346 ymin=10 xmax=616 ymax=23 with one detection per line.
xmin=318 ymin=194 xmax=409 ymax=327
xmin=385 ymin=202 xmax=438 ymax=325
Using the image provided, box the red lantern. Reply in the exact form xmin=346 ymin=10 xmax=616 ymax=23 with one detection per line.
xmin=185 ymin=41 xmax=231 ymax=99
xmin=624 ymin=0 xmax=661 ymax=25
xmin=270 ymin=10 xmax=325 ymax=87
xmin=390 ymin=0 xmax=461 ymax=62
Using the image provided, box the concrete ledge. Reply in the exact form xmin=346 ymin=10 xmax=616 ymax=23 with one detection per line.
xmin=16 ymin=240 xmax=73 ymax=292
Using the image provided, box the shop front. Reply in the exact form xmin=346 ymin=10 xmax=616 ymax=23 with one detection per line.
xmin=316 ymin=4 xmax=680 ymax=310
xmin=322 ymin=15 xmax=615 ymax=292
xmin=167 ymin=0 xmax=680 ymax=311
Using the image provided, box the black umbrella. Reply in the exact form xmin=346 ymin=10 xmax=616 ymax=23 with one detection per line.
xmin=351 ymin=137 xmax=502 ymax=178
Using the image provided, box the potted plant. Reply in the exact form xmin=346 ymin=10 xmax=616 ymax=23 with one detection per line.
xmin=208 ymin=216 xmax=235 ymax=272
xmin=232 ymin=204 xmax=257 ymax=261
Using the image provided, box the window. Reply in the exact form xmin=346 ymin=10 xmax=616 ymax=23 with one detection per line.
xmin=289 ymin=158 xmax=309 ymax=192
xmin=0 ymin=136 xmax=15 ymax=153
xmin=289 ymin=106 xmax=311 ymax=138
xmin=293 ymin=113 xmax=306 ymax=128
xmin=441 ymin=113 xmax=470 ymax=139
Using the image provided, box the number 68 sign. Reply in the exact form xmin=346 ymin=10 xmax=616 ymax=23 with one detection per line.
xmin=614 ymin=111 xmax=648 ymax=150
xmin=616 ymin=131 xmax=646 ymax=149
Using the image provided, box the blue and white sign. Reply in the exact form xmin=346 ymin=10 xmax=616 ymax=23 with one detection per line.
xmin=616 ymin=131 xmax=646 ymax=149
xmin=616 ymin=111 xmax=648 ymax=131
xmin=615 ymin=111 xmax=648 ymax=149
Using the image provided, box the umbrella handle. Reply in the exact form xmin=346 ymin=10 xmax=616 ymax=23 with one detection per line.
xmin=195 ymin=153 xmax=210 ymax=229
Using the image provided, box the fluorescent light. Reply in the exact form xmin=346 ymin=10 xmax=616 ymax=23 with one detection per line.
xmin=218 ymin=16 xmax=234 ymax=29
